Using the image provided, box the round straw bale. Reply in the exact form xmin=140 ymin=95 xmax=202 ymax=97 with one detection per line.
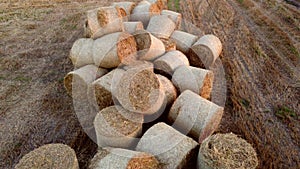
xmin=136 ymin=122 xmax=199 ymax=169
xmin=15 ymin=144 xmax=79 ymax=169
xmin=146 ymin=15 xmax=176 ymax=39
xmin=94 ymin=105 xmax=143 ymax=148
xmin=161 ymin=10 xmax=182 ymax=29
xmin=198 ymin=133 xmax=259 ymax=169
xmin=188 ymin=34 xmax=222 ymax=68
xmin=88 ymin=69 xmax=125 ymax=113
xmin=93 ymin=32 xmax=137 ymax=68
xmin=159 ymin=38 xmax=176 ymax=51
xmin=123 ymin=21 xmax=144 ymax=34
xmin=172 ymin=65 xmax=214 ymax=99
xmin=154 ymin=50 xmax=189 ymax=77
xmin=114 ymin=64 xmax=165 ymax=115
xmin=90 ymin=147 xmax=159 ymax=169
xmin=170 ymin=30 xmax=198 ymax=54
xmin=168 ymin=90 xmax=224 ymax=143
xmin=146 ymin=0 xmax=168 ymax=10
xmin=64 ymin=65 xmax=107 ymax=99
xmin=87 ymin=6 xmax=124 ymax=39
xmin=133 ymin=30 xmax=165 ymax=61
xmin=130 ymin=1 xmax=160 ymax=28
xmin=157 ymin=75 xmax=177 ymax=106
xmin=69 ymin=38 xmax=94 ymax=68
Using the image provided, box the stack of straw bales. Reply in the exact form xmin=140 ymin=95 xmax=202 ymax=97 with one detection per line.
xmin=15 ymin=1 xmax=259 ymax=169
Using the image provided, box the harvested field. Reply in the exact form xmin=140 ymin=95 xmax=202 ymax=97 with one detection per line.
xmin=0 ymin=0 xmax=299 ymax=169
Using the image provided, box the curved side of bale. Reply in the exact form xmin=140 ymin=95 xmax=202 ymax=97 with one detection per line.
xmin=114 ymin=64 xmax=165 ymax=115
xmin=89 ymin=148 xmax=159 ymax=169
xmin=189 ymin=34 xmax=222 ymax=68
xmin=93 ymin=106 xmax=143 ymax=149
xmin=168 ymin=90 xmax=224 ymax=143
xmin=136 ymin=122 xmax=199 ymax=169
xmin=93 ymin=32 xmax=137 ymax=68
xmin=154 ymin=50 xmax=189 ymax=77
xmin=133 ymin=30 xmax=165 ymax=61
xmin=87 ymin=6 xmax=124 ymax=39
xmin=69 ymin=38 xmax=94 ymax=68
xmin=146 ymin=15 xmax=176 ymax=39
xmin=172 ymin=65 xmax=214 ymax=99
xmin=170 ymin=30 xmax=198 ymax=54
xmin=15 ymin=144 xmax=79 ymax=169
xmin=64 ymin=65 xmax=107 ymax=99
xmin=198 ymin=133 xmax=259 ymax=169
xmin=123 ymin=21 xmax=144 ymax=34
xmin=161 ymin=10 xmax=182 ymax=29
xmin=130 ymin=1 xmax=161 ymax=28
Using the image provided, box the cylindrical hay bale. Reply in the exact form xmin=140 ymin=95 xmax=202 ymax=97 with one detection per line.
xmin=168 ymin=90 xmax=224 ymax=143
xmin=87 ymin=6 xmax=124 ymax=39
xmin=172 ymin=65 xmax=214 ymax=99
xmin=93 ymin=32 xmax=137 ymax=68
xmin=136 ymin=122 xmax=199 ymax=169
xmin=114 ymin=64 xmax=165 ymax=115
xmin=130 ymin=1 xmax=160 ymax=28
xmin=123 ymin=21 xmax=144 ymax=34
xmin=15 ymin=144 xmax=79 ymax=169
xmin=112 ymin=2 xmax=136 ymax=21
xmin=189 ymin=34 xmax=222 ymax=68
xmin=94 ymin=106 xmax=143 ymax=148
xmin=133 ymin=30 xmax=165 ymax=61
xmin=161 ymin=10 xmax=182 ymax=29
xmin=159 ymin=38 xmax=176 ymax=51
xmin=88 ymin=69 xmax=125 ymax=112
xmin=146 ymin=0 xmax=168 ymax=10
xmin=90 ymin=147 xmax=160 ymax=169
xmin=64 ymin=65 xmax=107 ymax=99
xmin=157 ymin=75 xmax=177 ymax=106
xmin=146 ymin=15 xmax=176 ymax=39
xmin=170 ymin=30 xmax=198 ymax=54
xmin=154 ymin=50 xmax=189 ymax=77
xmin=69 ymin=38 xmax=94 ymax=68
xmin=198 ymin=133 xmax=259 ymax=169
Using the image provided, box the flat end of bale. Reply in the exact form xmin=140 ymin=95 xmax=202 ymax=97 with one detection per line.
xmin=133 ymin=30 xmax=152 ymax=52
xmin=127 ymin=153 xmax=160 ymax=169
xmin=128 ymin=69 xmax=161 ymax=113
xmin=187 ymin=47 xmax=206 ymax=68
xmin=189 ymin=45 xmax=214 ymax=69
xmin=94 ymin=106 xmax=143 ymax=137
xmin=199 ymin=133 xmax=258 ymax=169
xmin=15 ymin=144 xmax=78 ymax=169
xmin=200 ymin=70 xmax=214 ymax=99
xmin=117 ymin=32 xmax=138 ymax=65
